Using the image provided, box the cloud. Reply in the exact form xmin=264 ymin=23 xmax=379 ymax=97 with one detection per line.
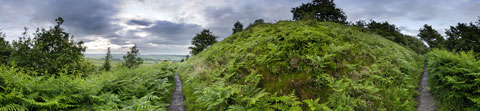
xmin=335 ymin=0 xmax=480 ymax=36
xmin=31 ymin=0 xmax=122 ymax=37
xmin=127 ymin=19 xmax=153 ymax=26
xmin=200 ymin=0 xmax=305 ymax=39
xmin=0 ymin=0 xmax=122 ymax=42
xmin=141 ymin=20 xmax=202 ymax=45
xmin=108 ymin=20 xmax=202 ymax=45
xmin=1 ymin=0 xmax=479 ymax=54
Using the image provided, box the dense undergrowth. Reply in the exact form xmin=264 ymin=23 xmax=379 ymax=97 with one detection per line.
xmin=426 ymin=49 xmax=480 ymax=110
xmin=0 ymin=62 xmax=177 ymax=111
xmin=178 ymin=20 xmax=424 ymax=110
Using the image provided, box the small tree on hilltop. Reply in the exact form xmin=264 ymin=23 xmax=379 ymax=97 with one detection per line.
xmin=103 ymin=47 xmax=112 ymax=71
xmin=189 ymin=29 xmax=217 ymax=55
xmin=246 ymin=19 xmax=266 ymax=29
xmin=232 ymin=21 xmax=243 ymax=34
xmin=291 ymin=0 xmax=347 ymax=23
xmin=418 ymin=24 xmax=445 ymax=49
xmin=123 ymin=44 xmax=143 ymax=68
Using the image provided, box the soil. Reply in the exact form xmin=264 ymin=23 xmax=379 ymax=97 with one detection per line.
xmin=417 ymin=64 xmax=437 ymax=111
xmin=167 ymin=74 xmax=186 ymax=111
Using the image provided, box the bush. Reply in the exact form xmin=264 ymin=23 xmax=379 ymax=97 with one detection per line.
xmin=0 ymin=62 xmax=177 ymax=110
xmin=426 ymin=49 xmax=480 ymax=110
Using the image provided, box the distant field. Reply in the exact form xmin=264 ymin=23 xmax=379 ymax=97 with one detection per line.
xmin=85 ymin=54 xmax=186 ymax=67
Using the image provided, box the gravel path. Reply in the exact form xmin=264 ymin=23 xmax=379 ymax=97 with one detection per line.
xmin=167 ymin=74 xmax=185 ymax=111
xmin=417 ymin=64 xmax=436 ymax=111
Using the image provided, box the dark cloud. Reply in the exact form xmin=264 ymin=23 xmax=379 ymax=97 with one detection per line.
xmin=1 ymin=0 xmax=479 ymax=54
xmin=31 ymin=0 xmax=121 ymax=37
xmin=127 ymin=19 xmax=153 ymax=26
xmin=141 ymin=20 xmax=202 ymax=45
xmin=0 ymin=0 xmax=122 ymax=43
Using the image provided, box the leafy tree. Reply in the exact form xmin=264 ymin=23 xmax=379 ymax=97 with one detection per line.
xmin=123 ymin=44 xmax=143 ymax=68
xmin=0 ymin=30 xmax=11 ymax=65
xmin=10 ymin=28 xmax=33 ymax=66
xmin=291 ymin=0 xmax=347 ymax=23
xmin=253 ymin=19 xmax=265 ymax=25
xmin=246 ymin=19 xmax=266 ymax=29
xmin=10 ymin=18 xmax=87 ymax=74
xmin=352 ymin=20 xmax=428 ymax=54
xmin=103 ymin=47 xmax=112 ymax=71
xmin=189 ymin=29 xmax=217 ymax=55
xmin=418 ymin=24 xmax=445 ymax=49
xmin=232 ymin=21 xmax=243 ymax=34
xmin=445 ymin=18 xmax=480 ymax=53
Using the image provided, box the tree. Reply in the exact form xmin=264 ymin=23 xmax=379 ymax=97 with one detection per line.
xmin=123 ymin=44 xmax=143 ymax=68
xmin=291 ymin=0 xmax=347 ymax=23
xmin=444 ymin=19 xmax=480 ymax=53
xmin=10 ymin=28 xmax=33 ymax=66
xmin=418 ymin=24 xmax=445 ymax=49
xmin=246 ymin=19 xmax=266 ymax=29
xmin=103 ymin=47 xmax=112 ymax=71
xmin=232 ymin=21 xmax=243 ymax=34
xmin=10 ymin=17 xmax=87 ymax=74
xmin=352 ymin=20 xmax=428 ymax=54
xmin=0 ymin=30 xmax=11 ymax=65
xmin=189 ymin=29 xmax=217 ymax=55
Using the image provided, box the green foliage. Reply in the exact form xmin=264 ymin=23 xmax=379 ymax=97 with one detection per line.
xmin=179 ymin=21 xmax=423 ymax=110
xmin=418 ymin=24 xmax=445 ymax=49
xmin=188 ymin=29 xmax=218 ymax=55
xmin=232 ymin=21 xmax=243 ymax=34
xmin=9 ymin=18 xmax=88 ymax=75
xmin=122 ymin=44 xmax=143 ymax=68
xmin=0 ymin=30 xmax=11 ymax=65
xmin=353 ymin=20 xmax=428 ymax=54
xmin=291 ymin=0 xmax=347 ymax=24
xmin=0 ymin=61 xmax=177 ymax=110
xmin=103 ymin=47 xmax=112 ymax=71
xmin=445 ymin=18 xmax=480 ymax=53
xmin=426 ymin=49 xmax=480 ymax=110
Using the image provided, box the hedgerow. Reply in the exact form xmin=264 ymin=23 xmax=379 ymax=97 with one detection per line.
xmin=0 ymin=61 xmax=177 ymax=110
xmin=426 ymin=49 xmax=480 ymax=110
xmin=179 ymin=20 xmax=423 ymax=110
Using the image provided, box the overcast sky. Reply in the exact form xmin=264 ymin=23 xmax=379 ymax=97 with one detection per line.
xmin=0 ymin=0 xmax=479 ymax=55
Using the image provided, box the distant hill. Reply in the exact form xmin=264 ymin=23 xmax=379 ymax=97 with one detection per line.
xmin=85 ymin=54 xmax=186 ymax=62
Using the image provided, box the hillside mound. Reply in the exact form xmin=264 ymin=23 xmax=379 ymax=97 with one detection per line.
xmin=178 ymin=21 xmax=423 ymax=110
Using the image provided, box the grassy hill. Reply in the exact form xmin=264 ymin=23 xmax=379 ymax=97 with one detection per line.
xmin=178 ymin=20 xmax=424 ymax=110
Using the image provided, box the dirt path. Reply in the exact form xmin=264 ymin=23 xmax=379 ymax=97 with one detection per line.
xmin=167 ymin=74 xmax=185 ymax=111
xmin=417 ymin=64 xmax=436 ymax=111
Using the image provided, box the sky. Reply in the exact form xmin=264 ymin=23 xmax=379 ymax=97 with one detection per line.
xmin=0 ymin=0 xmax=479 ymax=55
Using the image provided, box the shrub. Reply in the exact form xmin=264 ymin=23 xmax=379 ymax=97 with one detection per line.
xmin=0 ymin=62 xmax=177 ymax=110
xmin=426 ymin=49 xmax=480 ymax=110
